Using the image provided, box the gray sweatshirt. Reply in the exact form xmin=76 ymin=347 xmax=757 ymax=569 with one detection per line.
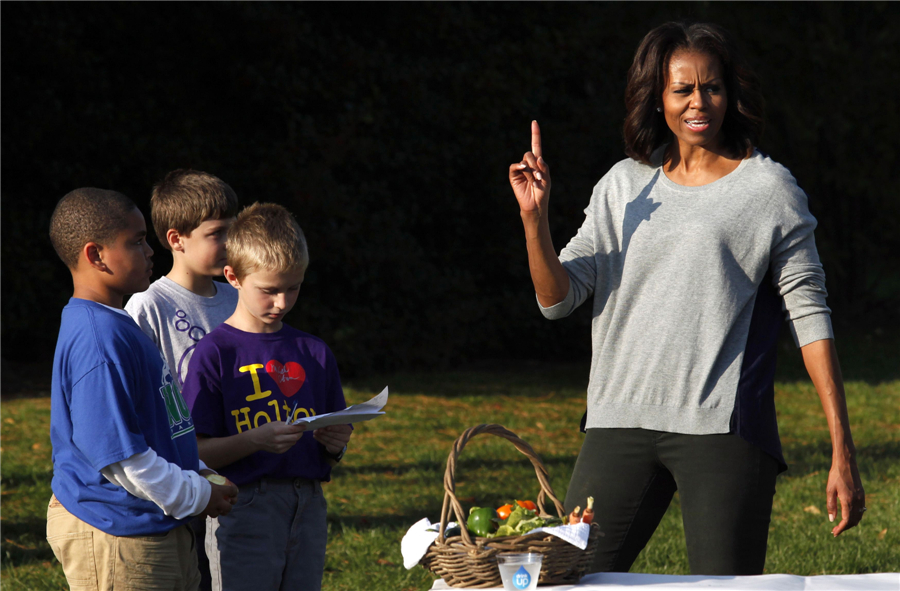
xmin=540 ymin=150 xmax=831 ymax=456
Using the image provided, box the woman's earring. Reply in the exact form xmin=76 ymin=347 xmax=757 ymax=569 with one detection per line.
xmin=656 ymin=107 xmax=662 ymax=112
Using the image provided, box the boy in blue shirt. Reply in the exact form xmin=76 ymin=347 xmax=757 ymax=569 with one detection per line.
xmin=183 ymin=202 xmax=352 ymax=591
xmin=47 ymin=187 xmax=238 ymax=590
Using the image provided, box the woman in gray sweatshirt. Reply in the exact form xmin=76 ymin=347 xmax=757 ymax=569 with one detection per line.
xmin=509 ymin=21 xmax=865 ymax=575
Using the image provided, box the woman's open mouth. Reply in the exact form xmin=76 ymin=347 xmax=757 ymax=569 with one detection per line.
xmin=685 ymin=119 xmax=711 ymax=132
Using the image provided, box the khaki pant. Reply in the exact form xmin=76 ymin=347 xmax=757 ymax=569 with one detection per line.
xmin=46 ymin=495 xmax=200 ymax=591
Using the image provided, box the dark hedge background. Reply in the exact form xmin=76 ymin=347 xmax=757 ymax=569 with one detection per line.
xmin=3 ymin=2 xmax=899 ymax=377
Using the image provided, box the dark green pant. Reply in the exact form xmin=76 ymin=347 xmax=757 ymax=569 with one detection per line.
xmin=565 ymin=428 xmax=779 ymax=575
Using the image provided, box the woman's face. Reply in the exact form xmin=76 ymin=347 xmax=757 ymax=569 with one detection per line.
xmin=662 ymin=50 xmax=728 ymax=151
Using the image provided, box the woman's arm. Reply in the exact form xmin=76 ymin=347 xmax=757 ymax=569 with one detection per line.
xmin=509 ymin=121 xmax=570 ymax=307
xmin=522 ymin=210 xmax=571 ymax=307
xmin=800 ymin=338 xmax=866 ymax=537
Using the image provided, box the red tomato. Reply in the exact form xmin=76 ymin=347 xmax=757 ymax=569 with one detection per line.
xmin=516 ymin=500 xmax=537 ymax=511
xmin=497 ymin=504 xmax=514 ymax=520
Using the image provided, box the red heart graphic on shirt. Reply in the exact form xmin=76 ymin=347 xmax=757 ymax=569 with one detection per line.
xmin=264 ymin=360 xmax=306 ymax=397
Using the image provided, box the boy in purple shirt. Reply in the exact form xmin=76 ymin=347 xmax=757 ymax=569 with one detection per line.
xmin=183 ymin=202 xmax=352 ymax=591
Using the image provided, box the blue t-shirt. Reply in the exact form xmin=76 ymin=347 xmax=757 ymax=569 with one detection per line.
xmin=50 ymin=298 xmax=200 ymax=536
xmin=184 ymin=323 xmax=346 ymax=486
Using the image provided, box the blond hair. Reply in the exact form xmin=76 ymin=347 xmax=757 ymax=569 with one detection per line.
xmin=49 ymin=188 xmax=137 ymax=269
xmin=150 ymin=169 xmax=239 ymax=250
xmin=227 ymin=202 xmax=309 ymax=280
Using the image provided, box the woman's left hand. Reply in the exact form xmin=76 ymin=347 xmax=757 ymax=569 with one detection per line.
xmin=827 ymin=455 xmax=866 ymax=537
xmin=800 ymin=339 xmax=866 ymax=537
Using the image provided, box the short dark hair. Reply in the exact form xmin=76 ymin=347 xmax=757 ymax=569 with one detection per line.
xmin=49 ymin=188 xmax=138 ymax=269
xmin=623 ymin=21 xmax=764 ymax=164
xmin=227 ymin=202 xmax=309 ymax=280
xmin=150 ymin=169 xmax=239 ymax=250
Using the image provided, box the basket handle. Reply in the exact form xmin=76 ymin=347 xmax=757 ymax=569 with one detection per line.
xmin=437 ymin=424 xmax=567 ymax=545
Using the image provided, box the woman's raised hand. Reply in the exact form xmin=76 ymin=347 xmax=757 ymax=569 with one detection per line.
xmin=509 ymin=121 xmax=552 ymax=217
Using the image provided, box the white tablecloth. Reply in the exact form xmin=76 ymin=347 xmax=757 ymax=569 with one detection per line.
xmin=431 ymin=572 xmax=900 ymax=590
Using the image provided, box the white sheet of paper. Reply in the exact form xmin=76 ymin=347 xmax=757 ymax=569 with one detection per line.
xmin=289 ymin=386 xmax=388 ymax=428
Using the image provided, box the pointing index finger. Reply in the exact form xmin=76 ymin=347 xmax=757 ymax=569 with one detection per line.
xmin=531 ymin=120 xmax=542 ymax=159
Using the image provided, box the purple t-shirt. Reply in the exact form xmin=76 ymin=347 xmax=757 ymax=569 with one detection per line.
xmin=183 ymin=323 xmax=346 ymax=486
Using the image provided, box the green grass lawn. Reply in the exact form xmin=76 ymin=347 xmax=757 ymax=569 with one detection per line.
xmin=3 ymin=351 xmax=899 ymax=589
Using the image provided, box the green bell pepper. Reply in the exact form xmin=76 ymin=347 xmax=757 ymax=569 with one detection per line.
xmin=467 ymin=506 xmax=497 ymax=537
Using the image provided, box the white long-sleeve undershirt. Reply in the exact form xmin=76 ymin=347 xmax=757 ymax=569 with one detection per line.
xmin=101 ymin=450 xmax=212 ymax=520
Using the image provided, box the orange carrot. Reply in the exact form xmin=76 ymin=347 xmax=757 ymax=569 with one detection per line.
xmin=568 ymin=506 xmax=582 ymax=525
xmin=581 ymin=496 xmax=595 ymax=524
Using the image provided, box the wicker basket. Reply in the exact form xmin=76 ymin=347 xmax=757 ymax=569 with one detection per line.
xmin=419 ymin=424 xmax=602 ymax=588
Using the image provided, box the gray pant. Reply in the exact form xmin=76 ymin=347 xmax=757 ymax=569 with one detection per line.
xmin=207 ymin=478 xmax=328 ymax=591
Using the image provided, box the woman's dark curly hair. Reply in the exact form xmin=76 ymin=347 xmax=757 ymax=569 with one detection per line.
xmin=623 ymin=21 xmax=764 ymax=164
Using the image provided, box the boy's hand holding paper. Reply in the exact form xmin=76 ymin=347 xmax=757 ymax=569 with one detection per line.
xmin=249 ymin=421 xmax=306 ymax=454
xmin=289 ymin=386 xmax=389 ymax=428
xmin=314 ymin=424 xmax=352 ymax=453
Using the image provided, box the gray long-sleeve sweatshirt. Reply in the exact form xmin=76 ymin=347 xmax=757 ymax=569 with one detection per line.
xmin=540 ymin=150 xmax=832 ymax=466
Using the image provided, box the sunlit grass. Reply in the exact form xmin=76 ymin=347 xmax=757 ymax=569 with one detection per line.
xmin=2 ymin=361 xmax=898 ymax=590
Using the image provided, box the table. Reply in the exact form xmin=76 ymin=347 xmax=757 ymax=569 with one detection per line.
xmin=430 ymin=572 xmax=900 ymax=590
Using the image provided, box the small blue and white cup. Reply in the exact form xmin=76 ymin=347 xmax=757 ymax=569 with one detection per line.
xmin=497 ymin=553 xmax=543 ymax=591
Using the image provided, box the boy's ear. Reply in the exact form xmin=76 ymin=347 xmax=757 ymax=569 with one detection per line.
xmin=82 ymin=242 xmax=109 ymax=273
xmin=166 ymin=228 xmax=184 ymax=252
xmin=223 ymin=266 xmax=241 ymax=289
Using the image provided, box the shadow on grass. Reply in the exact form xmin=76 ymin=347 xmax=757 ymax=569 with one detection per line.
xmin=0 ymin=518 xmax=55 ymax=566
xmin=327 ymin=512 xmax=438 ymax=533
xmin=333 ymin=454 xmax=578 ymax=478
xmin=345 ymin=328 xmax=899 ymax=395
xmin=346 ymin=361 xmax=591 ymax=398
xmin=781 ymin=441 xmax=900 ymax=477
xmin=1 ymin=472 xmax=53 ymax=490
xmin=774 ymin=327 xmax=900 ymax=383
xmin=0 ymin=359 xmax=53 ymax=401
